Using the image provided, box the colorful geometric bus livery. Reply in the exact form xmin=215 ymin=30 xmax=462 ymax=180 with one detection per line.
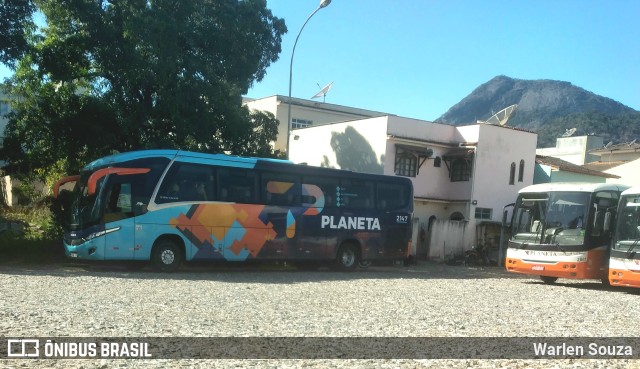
xmin=58 ymin=150 xmax=413 ymax=271
xmin=170 ymin=203 xmax=279 ymax=261
xmin=167 ymin=182 xmax=331 ymax=261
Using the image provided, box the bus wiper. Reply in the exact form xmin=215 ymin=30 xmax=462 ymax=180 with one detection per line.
xmin=626 ymin=239 xmax=640 ymax=257
xmin=554 ymin=242 xmax=566 ymax=253
xmin=534 ymin=220 xmax=545 ymax=244
xmin=551 ymin=227 xmax=563 ymax=243
xmin=551 ymin=228 xmax=565 ymax=252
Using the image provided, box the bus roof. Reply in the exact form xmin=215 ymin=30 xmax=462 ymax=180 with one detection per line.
xmin=81 ymin=149 xmax=411 ymax=184
xmin=621 ymin=186 xmax=640 ymax=196
xmin=519 ymin=182 xmax=630 ymax=194
xmin=83 ymin=149 xmax=293 ymax=171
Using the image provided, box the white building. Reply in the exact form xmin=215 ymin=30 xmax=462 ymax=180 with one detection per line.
xmin=589 ymin=142 xmax=640 ymax=186
xmin=536 ymin=134 xmax=640 ymax=186
xmin=0 ymin=89 xmax=13 ymax=206
xmin=243 ymin=95 xmax=389 ymax=153
xmin=289 ymin=115 xmax=537 ymax=260
xmin=536 ymin=135 xmax=604 ymax=165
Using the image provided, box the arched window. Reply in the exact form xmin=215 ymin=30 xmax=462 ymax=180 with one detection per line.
xmin=395 ymin=152 xmax=417 ymax=177
xmin=450 ymin=212 xmax=465 ymax=221
xmin=518 ymin=159 xmax=525 ymax=182
xmin=451 ymin=159 xmax=470 ymax=182
xmin=509 ymin=162 xmax=516 ymax=185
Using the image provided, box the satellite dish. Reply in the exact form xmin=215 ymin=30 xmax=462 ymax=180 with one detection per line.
xmin=562 ymin=128 xmax=577 ymax=137
xmin=604 ymin=141 xmax=613 ymax=149
xmin=629 ymin=139 xmax=637 ymax=146
xmin=483 ymin=104 xmax=517 ymax=126
xmin=311 ymin=81 xmax=333 ymax=102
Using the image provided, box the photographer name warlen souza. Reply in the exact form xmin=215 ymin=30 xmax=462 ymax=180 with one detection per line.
xmin=533 ymin=342 xmax=633 ymax=357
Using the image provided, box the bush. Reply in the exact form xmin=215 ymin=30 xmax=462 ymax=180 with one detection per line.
xmin=0 ymin=202 xmax=66 ymax=264
xmin=0 ymin=201 xmax=61 ymax=240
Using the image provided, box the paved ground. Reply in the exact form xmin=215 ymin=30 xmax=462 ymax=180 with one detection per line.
xmin=1 ymin=260 xmax=639 ymax=368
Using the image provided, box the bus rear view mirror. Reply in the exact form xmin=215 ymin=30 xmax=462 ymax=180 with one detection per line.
xmin=53 ymin=175 xmax=80 ymax=198
xmin=604 ymin=211 xmax=613 ymax=232
xmin=87 ymin=167 xmax=150 ymax=196
xmin=135 ymin=202 xmax=148 ymax=215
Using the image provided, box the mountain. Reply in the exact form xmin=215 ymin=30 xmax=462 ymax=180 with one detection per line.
xmin=436 ymin=76 xmax=639 ymax=147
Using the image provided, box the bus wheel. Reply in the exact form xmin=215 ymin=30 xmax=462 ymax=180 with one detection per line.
xmin=600 ymin=278 xmax=611 ymax=286
xmin=358 ymin=260 xmax=372 ymax=269
xmin=540 ymin=276 xmax=558 ymax=284
xmin=334 ymin=243 xmax=359 ymax=272
xmin=152 ymin=239 xmax=182 ymax=272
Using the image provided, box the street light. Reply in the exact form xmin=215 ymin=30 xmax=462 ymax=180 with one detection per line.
xmin=286 ymin=0 xmax=332 ymax=159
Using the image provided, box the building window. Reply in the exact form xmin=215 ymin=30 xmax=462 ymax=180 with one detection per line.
xmin=509 ymin=162 xmax=516 ymax=185
xmin=0 ymin=101 xmax=9 ymax=116
xmin=475 ymin=207 xmax=493 ymax=220
xmin=518 ymin=159 xmax=525 ymax=182
xmin=291 ymin=118 xmax=312 ymax=129
xmin=450 ymin=159 xmax=470 ymax=182
xmin=395 ymin=153 xmax=417 ymax=177
xmin=450 ymin=212 xmax=465 ymax=221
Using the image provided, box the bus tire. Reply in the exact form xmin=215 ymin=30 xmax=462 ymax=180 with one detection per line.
xmin=358 ymin=260 xmax=372 ymax=269
xmin=333 ymin=243 xmax=359 ymax=272
xmin=152 ymin=239 xmax=182 ymax=272
xmin=600 ymin=278 xmax=610 ymax=286
xmin=540 ymin=276 xmax=558 ymax=284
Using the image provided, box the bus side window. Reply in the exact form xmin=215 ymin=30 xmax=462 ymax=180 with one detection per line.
xmin=218 ymin=168 xmax=257 ymax=204
xmin=591 ymin=193 xmax=617 ymax=237
xmin=303 ymin=176 xmax=338 ymax=209
xmin=377 ymin=182 xmax=409 ymax=211
xmin=340 ymin=179 xmax=374 ymax=210
xmin=157 ymin=162 xmax=215 ymax=203
xmin=262 ymin=172 xmax=299 ymax=206
xmin=104 ymin=182 xmax=133 ymax=223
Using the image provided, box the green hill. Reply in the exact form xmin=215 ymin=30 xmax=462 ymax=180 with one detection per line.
xmin=436 ymin=75 xmax=640 ymax=147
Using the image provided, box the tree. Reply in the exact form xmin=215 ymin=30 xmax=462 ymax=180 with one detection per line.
xmin=1 ymin=0 xmax=287 ymax=177
xmin=0 ymin=0 xmax=35 ymax=67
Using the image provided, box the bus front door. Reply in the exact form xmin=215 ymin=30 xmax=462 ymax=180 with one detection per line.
xmin=103 ymin=181 xmax=137 ymax=260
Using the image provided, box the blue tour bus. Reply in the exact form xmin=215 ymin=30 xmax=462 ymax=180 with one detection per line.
xmin=54 ymin=150 xmax=414 ymax=271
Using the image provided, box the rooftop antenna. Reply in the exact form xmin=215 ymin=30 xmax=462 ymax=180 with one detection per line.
xmin=482 ymin=104 xmax=518 ymax=126
xmin=311 ymin=81 xmax=333 ymax=102
xmin=604 ymin=141 xmax=613 ymax=149
xmin=562 ymin=128 xmax=577 ymax=137
xmin=628 ymin=139 xmax=637 ymax=146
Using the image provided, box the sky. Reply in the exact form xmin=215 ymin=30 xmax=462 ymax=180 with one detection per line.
xmin=2 ymin=0 xmax=639 ymax=122
xmin=245 ymin=0 xmax=640 ymax=121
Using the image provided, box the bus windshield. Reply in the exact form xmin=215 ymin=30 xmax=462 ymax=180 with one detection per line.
xmin=613 ymin=194 xmax=640 ymax=250
xmin=69 ymin=171 xmax=107 ymax=230
xmin=510 ymin=191 xmax=589 ymax=246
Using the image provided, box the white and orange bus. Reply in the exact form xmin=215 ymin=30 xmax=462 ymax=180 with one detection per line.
xmin=505 ymin=183 xmax=629 ymax=284
xmin=609 ymin=187 xmax=640 ymax=287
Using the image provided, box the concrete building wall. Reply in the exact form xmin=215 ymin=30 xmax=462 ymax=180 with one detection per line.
xmin=605 ymin=159 xmax=640 ymax=186
xmin=471 ymin=124 xmax=536 ymax=222
xmin=0 ymin=90 xmax=9 ymax=142
xmin=536 ymin=135 xmax=604 ymax=165
xmin=288 ymin=116 xmax=389 ymax=174
xmin=386 ymin=118 xmax=466 ymax=201
xmin=244 ymin=96 xmax=386 ymax=154
xmin=550 ymin=169 xmax=607 ymax=183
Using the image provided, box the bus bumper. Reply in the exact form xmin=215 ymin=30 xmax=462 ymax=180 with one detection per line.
xmin=505 ymin=247 xmax=607 ymax=280
xmin=505 ymin=257 xmax=593 ymax=279
xmin=609 ymin=268 xmax=640 ymax=287
xmin=64 ymin=239 xmax=104 ymax=260
xmin=609 ymin=258 xmax=640 ymax=287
